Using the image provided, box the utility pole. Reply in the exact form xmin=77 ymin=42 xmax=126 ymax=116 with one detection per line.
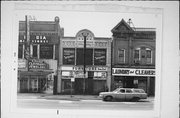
xmin=25 ymin=15 xmax=31 ymax=71
xmin=82 ymin=33 xmax=88 ymax=94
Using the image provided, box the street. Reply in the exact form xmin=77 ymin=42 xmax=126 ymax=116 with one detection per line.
xmin=17 ymin=94 xmax=154 ymax=110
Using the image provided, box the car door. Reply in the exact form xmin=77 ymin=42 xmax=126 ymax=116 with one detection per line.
xmin=115 ymin=89 xmax=126 ymax=100
xmin=125 ymin=89 xmax=133 ymax=101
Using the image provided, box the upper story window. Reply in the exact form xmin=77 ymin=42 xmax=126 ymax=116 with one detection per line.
xmin=32 ymin=45 xmax=38 ymax=58
xmin=133 ymin=47 xmax=152 ymax=64
xmin=94 ymin=49 xmax=106 ymax=65
xmin=40 ymin=45 xmax=54 ymax=59
xmin=63 ymin=48 xmax=75 ymax=65
xmin=118 ymin=49 xmax=125 ymax=63
xmin=18 ymin=44 xmax=24 ymax=58
xmin=146 ymin=48 xmax=152 ymax=64
xmin=134 ymin=48 xmax=140 ymax=64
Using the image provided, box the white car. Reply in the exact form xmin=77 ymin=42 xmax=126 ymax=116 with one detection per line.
xmin=99 ymin=88 xmax=147 ymax=102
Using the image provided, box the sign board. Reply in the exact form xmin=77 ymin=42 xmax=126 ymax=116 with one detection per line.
xmin=112 ymin=68 xmax=155 ymax=77
xmin=74 ymin=71 xmax=88 ymax=78
xmin=71 ymin=78 xmax=75 ymax=82
xmin=28 ymin=59 xmax=49 ymax=70
xmin=73 ymin=66 xmax=107 ymax=71
xmin=18 ymin=59 xmax=26 ymax=69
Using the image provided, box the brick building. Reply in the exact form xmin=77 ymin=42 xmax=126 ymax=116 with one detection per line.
xmin=111 ymin=19 xmax=156 ymax=96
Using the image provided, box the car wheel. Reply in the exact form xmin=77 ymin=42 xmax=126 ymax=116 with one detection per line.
xmin=105 ymin=96 xmax=113 ymax=101
xmin=131 ymin=97 xmax=140 ymax=102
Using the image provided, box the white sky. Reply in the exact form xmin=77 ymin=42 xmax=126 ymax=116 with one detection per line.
xmin=17 ymin=10 xmax=158 ymax=37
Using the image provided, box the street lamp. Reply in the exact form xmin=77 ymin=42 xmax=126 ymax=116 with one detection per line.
xmin=82 ymin=32 xmax=88 ymax=94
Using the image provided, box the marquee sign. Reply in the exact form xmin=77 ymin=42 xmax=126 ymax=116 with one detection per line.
xmin=28 ymin=59 xmax=49 ymax=70
xmin=112 ymin=68 xmax=155 ymax=76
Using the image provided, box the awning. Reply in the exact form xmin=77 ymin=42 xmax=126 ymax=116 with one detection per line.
xmin=19 ymin=70 xmax=54 ymax=76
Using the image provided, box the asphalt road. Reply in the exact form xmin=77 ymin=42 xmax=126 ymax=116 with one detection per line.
xmin=17 ymin=98 xmax=154 ymax=110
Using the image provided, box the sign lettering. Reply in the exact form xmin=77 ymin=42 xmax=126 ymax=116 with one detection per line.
xmin=112 ymin=68 xmax=155 ymax=76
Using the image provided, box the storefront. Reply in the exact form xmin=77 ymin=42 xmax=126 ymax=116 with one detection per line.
xmin=18 ymin=59 xmax=57 ymax=93
xmin=18 ymin=17 xmax=60 ymax=93
xmin=60 ymin=66 xmax=108 ymax=94
xmin=58 ymin=29 xmax=111 ymax=95
xmin=112 ymin=68 xmax=155 ymax=96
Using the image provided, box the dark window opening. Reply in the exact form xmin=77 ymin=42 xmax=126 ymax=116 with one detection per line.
xmin=18 ymin=44 xmax=23 ymax=58
xmin=40 ymin=45 xmax=53 ymax=59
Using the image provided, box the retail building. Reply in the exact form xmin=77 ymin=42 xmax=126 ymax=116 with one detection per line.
xmin=57 ymin=29 xmax=111 ymax=95
xmin=17 ymin=17 xmax=61 ymax=93
xmin=111 ymin=19 xmax=156 ymax=96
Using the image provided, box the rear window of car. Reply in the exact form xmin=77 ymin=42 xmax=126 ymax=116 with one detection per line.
xmin=133 ymin=89 xmax=145 ymax=93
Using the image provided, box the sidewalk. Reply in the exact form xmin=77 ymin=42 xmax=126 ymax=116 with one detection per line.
xmin=17 ymin=93 xmax=154 ymax=101
xmin=17 ymin=93 xmax=101 ymax=101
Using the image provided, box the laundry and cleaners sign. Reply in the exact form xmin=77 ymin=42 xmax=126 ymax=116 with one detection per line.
xmin=112 ymin=68 xmax=155 ymax=76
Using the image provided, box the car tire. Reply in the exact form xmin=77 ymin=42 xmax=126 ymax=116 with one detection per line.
xmin=131 ymin=97 xmax=140 ymax=102
xmin=104 ymin=96 xmax=113 ymax=101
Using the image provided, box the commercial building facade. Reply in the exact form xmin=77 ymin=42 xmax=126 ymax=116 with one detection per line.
xmin=18 ymin=17 xmax=60 ymax=93
xmin=57 ymin=29 xmax=111 ymax=95
xmin=111 ymin=19 xmax=156 ymax=96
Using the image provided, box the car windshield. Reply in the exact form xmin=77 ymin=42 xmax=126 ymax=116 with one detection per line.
xmin=112 ymin=88 xmax=120 ymax=92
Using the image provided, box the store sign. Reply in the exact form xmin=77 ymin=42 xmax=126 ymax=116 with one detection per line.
xmin=73 ymin=66 xmax=107 ymax=71
xmin=29 ymin=59 xmax=49 ymax=70
xmin=18 ymin=59 xmax=26 ymax=69
xmin=112 ymin=68 xmax=155 ymax=76
xmin=74 ymin=71 xmax=88 ymax=78
xmin=19 ymin=34 xmax=58 ymax=44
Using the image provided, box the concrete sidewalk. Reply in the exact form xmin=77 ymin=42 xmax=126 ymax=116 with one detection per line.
xmin=17 ymin=93 xmax=101 ymax=101
xmin=17 ymin=93 xmax=154 ymax=101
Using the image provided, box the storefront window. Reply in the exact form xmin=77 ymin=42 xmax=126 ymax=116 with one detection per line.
xmin=118 ymin=49 xmax=125 ymax=63
xmin=18 ymin=44 xmax=23 ymax=58
xmin=40 ymin=45 xmax=53 ymax=59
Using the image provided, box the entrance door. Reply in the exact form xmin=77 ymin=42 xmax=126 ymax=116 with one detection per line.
xmin=30 ymin=79 xmax=38 ymax=92
xmin=20 ymin=77 xmax=28 ymax=93
xmin=29 ymin=76 xmax=38 ymax=92
xmin=74 ymin=78 xmax=84 ymax=94
xmin=124 ymin=77 xmax=134 ymax=88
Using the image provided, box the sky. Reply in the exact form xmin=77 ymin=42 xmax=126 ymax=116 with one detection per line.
xmin=17 ymin=6 xmax=159 ymax=37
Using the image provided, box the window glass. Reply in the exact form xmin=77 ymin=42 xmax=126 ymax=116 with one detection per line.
xmin=126 ymin=89 xmax=132 ymax=93
xmin=146 ymin=50 xmax=152 ymax=64
xmin=120 ymin=89 xmax=125 ymax=93
xmin=118 ymin=49 xmax=125 ymax=63
xmin=63 ymin=48 xmax=75 ymax=65
xmin=94 ymin=49 xmax=106 ymax=65
xmin=40 ymin=45 xmax=53 ymax=59
xmin=32 ymin=45 xmax=38 ymax=58
xmin=76 ymin=48 xmax=93 ymax=65
xmin=18 ymin=44 xmax=23 ymax=58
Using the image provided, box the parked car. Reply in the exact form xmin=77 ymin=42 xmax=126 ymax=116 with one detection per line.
xmin=99 ymin=88 xmax=147 ymax=102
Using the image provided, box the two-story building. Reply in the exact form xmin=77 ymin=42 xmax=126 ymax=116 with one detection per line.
xmin=111 ymin=19 xmax=156 ymax=96
xmin=17 ymin=17 xmax=61 ymax=93
xmin=57 ymin=29 xmax=111 ymax=95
